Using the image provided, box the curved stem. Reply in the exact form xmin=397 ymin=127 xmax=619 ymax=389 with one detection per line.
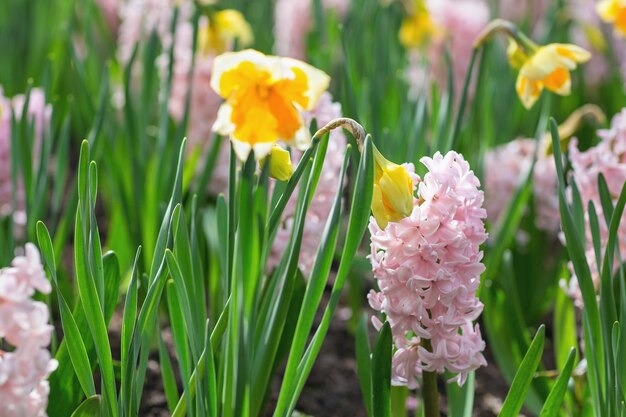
xmin=474 ymin=18 xmax=537 ymax=54
xmin=314 ymin=117 xmax=366 ymax=151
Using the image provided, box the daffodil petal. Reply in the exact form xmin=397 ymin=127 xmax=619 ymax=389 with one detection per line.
xmin=516 ymin=74 xmax=543 ymax=109
xmin=210 ymin=49 xmax=269 ymax=97
xmin=212 ymin=103 xmax=235 ymax=135
xmin=371 ymin=183 xmax=389 ymax=230
xmin=597 ymin=0 xmax=619 ymax=22
xmin=252 ymin=141 xmax=276 ymax=160
xmin=231 ymin=139 xmax=252 ymax=161
xmin=288 ymin=122 xmax=311 ymax=151
xmin=279 ymin=57 xmax=331 ymax=110
xmin=555 ymin=44 xmax=591 ymax=64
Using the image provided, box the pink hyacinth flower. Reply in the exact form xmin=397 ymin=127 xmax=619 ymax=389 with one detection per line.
xmin=369 ymin=151 xmax=488 ymax=387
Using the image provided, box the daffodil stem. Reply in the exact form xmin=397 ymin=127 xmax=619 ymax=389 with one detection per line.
xmin=446 ymin=47 xmax=479 ymax=152
xmin=421 ymin=339 xmax=440 ymax=417
xmin=474 ymin=18 xmax=537 ymax=54
xmin=314 ymin=117 xmax=366 ymax=151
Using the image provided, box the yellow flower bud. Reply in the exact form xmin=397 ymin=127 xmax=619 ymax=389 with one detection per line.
xmin=371 ymin=146 xmax=414 ymax=229
xmin=265 ymin=145 xmax=293 ymax=182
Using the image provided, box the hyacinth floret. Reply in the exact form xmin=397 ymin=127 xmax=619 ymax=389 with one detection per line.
xmin=0 ymin=243 xmax=57 ymax=417
xmin=368 ymin=151 xmax=488 ymax=387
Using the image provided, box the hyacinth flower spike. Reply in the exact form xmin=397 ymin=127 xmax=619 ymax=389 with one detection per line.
xmin=475 ymin=19 xmax=591 ymax=109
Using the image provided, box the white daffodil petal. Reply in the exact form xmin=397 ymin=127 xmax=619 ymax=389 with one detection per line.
xmin=212 ymin=103 xmax=235 ymax=135
xmin=280 ymin=57 xmax=331 ymax=110
xmin=252 ymin=141 xmax=276 ymax=160
xmin=231 ymin=139 xmax=253 ymax=161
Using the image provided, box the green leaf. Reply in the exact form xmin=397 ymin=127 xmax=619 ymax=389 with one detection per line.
xmin=158 ymin=325 xmax=180 ymax=412
xmin=37 ymin=222 xmax=96 ymax=399
xmin=446 ymin=372 xmax=475 ymax=417
xmin=355 ymin=314 xmax=373 ymax=417
xmin=271 ymin=142 xmax=351 ymax=416
xmin=74 ymin=142 xmax=117 ymax=417
xmin=554 ymin=283 xmax=578 ymax=371
xmin=275 ymin=134 xmax=374 ymax=417
xmin=499 ymin=325 xmax=546 ymax=417
xmin=538 ymin=348 xmax=576 ymax=417
xmin=372 ymin=322 xmax=392 ymax=417
xmin=120 ymin=247 xmax=142 ymax=416
xmin=70 ymin=395 xmax=102 ymax=417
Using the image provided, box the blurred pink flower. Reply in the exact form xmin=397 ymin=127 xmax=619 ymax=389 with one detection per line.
xmin=166 ymin=16 xmax=224 ymax=153
xmin=406 ymin=0 xmax=489 ymax=98
xmin=368 ymin=151 xmax=488 ymax=387
xmin=267 ymin=93 xmax=347 ymax=274
xmin=274 ymin=0 xmax=351 ymax=59
xmin=97 ymin=0 xmax=120 ymax=34
xmin=483 ymin=138 xmax=560 ymax=235
xmin=564 ymin=109 xmax=626 ymax=305
xmin=0 ymin=244 xmax=56 ymax=417
xmin=0 ymin=87 xmax=52 ymax=223
xmin=117 ymin=0 xmax=186 ymax=65
xmin=496 ymin=0 xmax=549 ymax=32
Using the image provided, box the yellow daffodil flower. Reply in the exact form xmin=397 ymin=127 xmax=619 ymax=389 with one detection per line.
xmin=371 ymin=146 xmax=414 ymax=229
xmin=198 ymin=9 xmax=253 ymax=55
xmin=399 ymin=0 xmax=440 ymax=49
xmin=514 ymin=43 xmax=590 ymax=109
xmin=597 ymin=0 xmax=626 ymax=37
xmin=210 ymin=49 xmax=330 ymax=161
xmin=264 ymin=145 xmax=293 ymax=181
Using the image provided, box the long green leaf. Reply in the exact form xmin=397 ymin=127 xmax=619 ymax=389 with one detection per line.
xmin=372 ymin=322 xmax=392 ymax=417
xmin=539 ymin=348 xmax=576 ymax=417
xmin=498 ymin=325 xmax=546 ymax=417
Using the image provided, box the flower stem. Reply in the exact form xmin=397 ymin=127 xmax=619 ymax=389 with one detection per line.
xmin=474 ymin=18 xmax=537 ymax=54
xmin=421 ymin=339 xmax=440 ymax=417
xmin=314 ymin=117 xmax=366 ymax=151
